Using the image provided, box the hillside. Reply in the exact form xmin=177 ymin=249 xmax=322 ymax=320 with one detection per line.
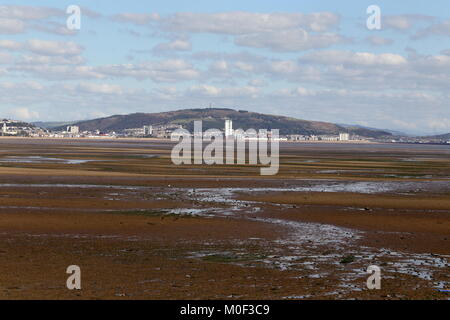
xmin=56 ymin=108 xmax=392 ymax=137
xmin=32 ymin=121 xmax=78 ymax=129
xmin=423 ymin=133 xmax=450 ymax=140
xmin=339 ymin=124 xmax=407 ymax=136
xmin=2 ymin=120 xmax=36 ymax=128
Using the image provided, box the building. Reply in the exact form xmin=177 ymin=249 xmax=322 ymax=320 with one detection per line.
xmin=320 ymin=135 xmax=339 ymax=141
xmin=152 ymin=124 xmax=183 ymax=138
xmin=339 ymin=133 xmax=350 ymax=141
xmin=122 ymin=124 xmax=182 ymax=138
xmin=143 ymin=125 xmax=153 ymax=136
xmin=123 ymin=128 xmax=145 ymax=137
xmin=224 ymin=119 xmax=233 ymax=137
xmin=288 ymin=135 xmax=309 ymax=141
xmin=0 ymin=119 xmax=49 ymax=137
xmin=67 ymin=126 xmax=79 ymax=134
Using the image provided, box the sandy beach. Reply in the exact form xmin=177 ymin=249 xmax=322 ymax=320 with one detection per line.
xmin=0 ymin=138 xmax=448 ymax=300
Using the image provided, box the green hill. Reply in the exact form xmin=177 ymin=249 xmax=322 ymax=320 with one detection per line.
xmin=55 ymin=108 xmax=392 ymax=138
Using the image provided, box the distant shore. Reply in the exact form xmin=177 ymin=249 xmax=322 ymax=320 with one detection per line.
xmin=3 ymin=136 xmax=448 ymax=146
xmin=0 ymin=136 xmax=378 ymax=144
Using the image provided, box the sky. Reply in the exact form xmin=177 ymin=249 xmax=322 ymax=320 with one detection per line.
xmin=1 ymin=1 xmax=450 ymax=135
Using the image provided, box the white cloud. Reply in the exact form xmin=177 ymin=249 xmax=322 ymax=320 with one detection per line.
xmin=32 ymin=21 xmax=78 ymax=36
xmin=26 ymin=39 xmax=83 ymax=56
xmin=383 ymin=15 xmax=434 ymax=31
xmin=188 ymin=84 xmax=221 ymax=96
xmin=269 ymin=60 xmax=299 ymax=74
xmin=10 ymin=65 xmax=103 ymax=80
xmin=153 ymin=86 xmax=179 ymax=100
xmin=0 ymin=39 xmax=22 ymax=50
xmin=188 ymin=85 xmax=259 ymax=98
xmin=95 ymin=59 xmax=200 ymax=82
xmin=209 ymin=60 xmax=229 ymax=72
xmin=153 ymin=39 xmax=192 ymax=52
xmin=112 ymin=13 xmax=160 ymax=25
xmin=234 ymin=61 xmax=254 ymax=72
xmin=0 ymin=52 xmax=13 ymax=64
xmin=235 ymin=30 xmax=347 ymax=52
xmin=274 ymin=87 xmax=315 ymax=97
xmin=0 ymin=39 xmax=85 ymax=68
xmin=79 ymin=7 xmax=102 ymax=19
xmin=161 ymin=12 xmax=340 ymax=34
xmin=414 ymin=19 xmax=450 ymax=38
xmin=0 ymin=5 xmax=65 ymax=35
xmin=0 ymin=80 xmax=448 ymax=135
xmin=0 ymin=81 xmax=43 ymax=90
xmin=0 ymin=18 xmax=25 ymax=34
xmin=8 ymin=107 xmax=40 ymax=120
xmin=18 ymin=54 xmax=85 ymax=65
xmin=366 ymin=36 xmax=393 ymax=46
xmin=76 ymin=82 xmax=124 ymax=95
xmin=300 ymin=50 xmax=407 ymax=66
xmin=248 ymin=79 xmax=267 ymax=87
xmin=113 ymin=11 xmax=345 ymax=52
xmin=149 ymin=12 xmax=345 ymax=52
xmin=0 ymin=5 xmax=98 ymax=36
xmin=426 ymin=118 xmax=450 ymax=131
xmin=0 ymin=5 xmax=62 ymax=20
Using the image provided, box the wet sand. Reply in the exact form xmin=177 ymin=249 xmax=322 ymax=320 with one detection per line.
xmin=0 ymin=137 xmax=448 ymax=300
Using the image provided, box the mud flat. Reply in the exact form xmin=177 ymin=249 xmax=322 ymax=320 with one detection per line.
xmin=0 ymin=138 xmax=448 ymax=300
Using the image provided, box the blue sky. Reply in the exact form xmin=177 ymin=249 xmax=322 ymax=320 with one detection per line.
xmin=1 ymin=1 xmax=450 ymax=135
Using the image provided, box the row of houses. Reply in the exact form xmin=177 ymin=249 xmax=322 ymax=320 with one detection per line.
xmin=122 ymin=124 xmax=183 ymax=138
xmin=286 ymin=132 xmax=351 ymax=142
xmin=1 ymin=118 xmax=356 ymax=142
xmin=120 ymin=120 xmax=355 ymax=142
xmin=1 ymin=119 xmax=47 ymax=137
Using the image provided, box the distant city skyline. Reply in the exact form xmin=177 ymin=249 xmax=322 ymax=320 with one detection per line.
xmin=1 ymin=1 xmax=450 ymax=135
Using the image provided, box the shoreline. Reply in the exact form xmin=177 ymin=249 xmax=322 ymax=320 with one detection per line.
xmin=2 ymin=136 xmax=449 ymax=147
xmin=0 ymin=136 xmax=377 ymax=144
